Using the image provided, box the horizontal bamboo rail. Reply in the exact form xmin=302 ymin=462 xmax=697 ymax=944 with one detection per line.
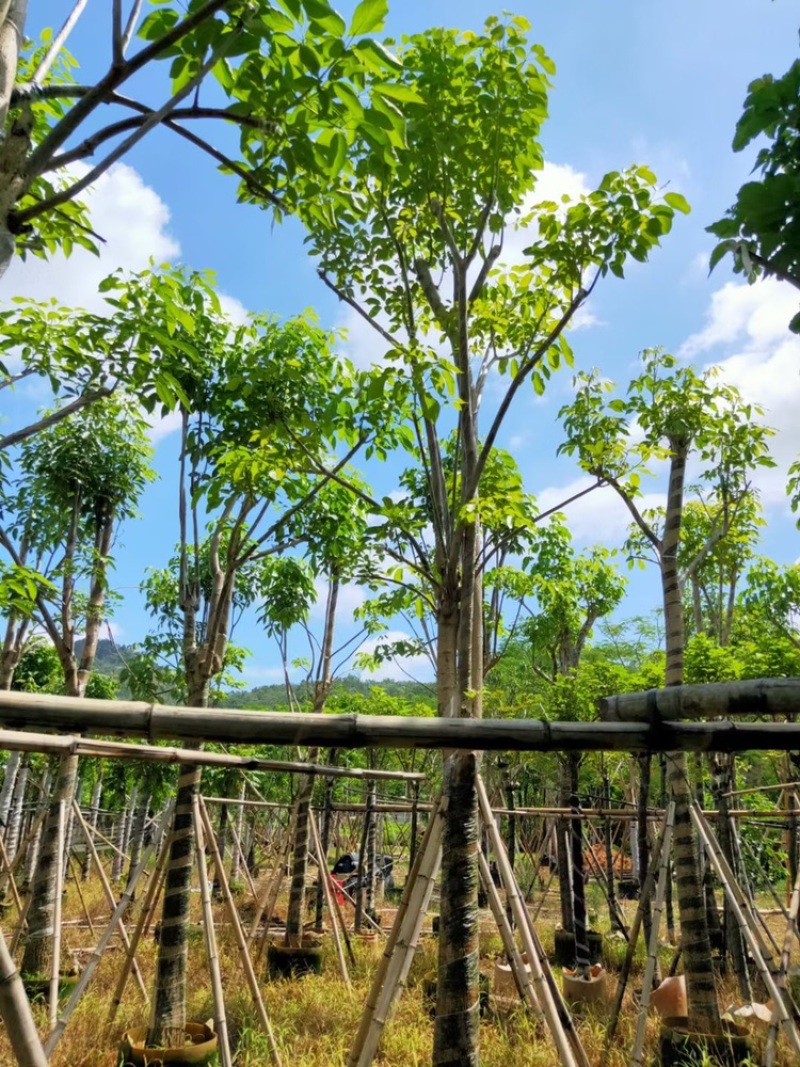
xmin=0 ymin=728 xmax=424 ymax=780
xmin=599 ymin=677 xmax=800 ymax=723
xmin=3 ymin=690 xmax=800 ymax=752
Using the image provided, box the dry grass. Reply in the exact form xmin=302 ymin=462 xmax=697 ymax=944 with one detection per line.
xmin=0 ymin=870 xmax=794 ymax=1066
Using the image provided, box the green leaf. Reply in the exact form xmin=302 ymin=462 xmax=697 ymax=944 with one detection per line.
xmin=348 ymin=0 xmax=388 ymax=36
xmin=664 ymin=191 xmax=691 ymax=215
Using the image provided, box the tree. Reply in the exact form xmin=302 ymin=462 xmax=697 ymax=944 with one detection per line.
xmin=300 ymin=16 xmax=683 ymax=1063
xmin=559 ymin=346 xmax=775 ymax=1033
xmin=0 ymin=0 xmax=403 ymax=275
xmin=708 ymin=51 xmax=800 ymax=331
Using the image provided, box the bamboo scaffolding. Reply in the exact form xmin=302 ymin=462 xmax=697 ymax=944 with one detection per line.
xmin=476 ymin=776 xmax=581 ymax=1067
xmin=70 ymin=800 xmax=148 ymax=1002
xmin=49 ymin=799 xmax=66 ymax=1031
xmin=348 ymin=797 xmax=444 ymax=1067
xmin=44 ymin=807 xmax=169 ymax=1056
xmin=0 ymin=928 xmax=47 ymax=1067
xmin=0 ymin=818 xmax=23 ymax=919
xmin=631 ymin=803 xmax=675 ymax=1067
xmin=5 ymin=689 xmax=800 ymax=751
xmin=197 ymin=796 xmax=283 ymax=1065
xmin=66 ymin=850 xmax=95 ymax=938
xmin=690 ymin=803 xmax=800 ymax=1056
xmin=477 ymin=850 xmax=542 ymax=1015
xmin=192 ymin=798 xmax=233 ymax=1067
xmin=106 ymin=823 xmax=172 ymax=1029
xmin=307 ymin=806 xmax=351 ymax=988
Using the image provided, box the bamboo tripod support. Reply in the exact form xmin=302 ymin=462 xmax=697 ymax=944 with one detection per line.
xmin=631 ymin=802 xmax=675 ymax=1067
xmin=193 ymin=797 xmax=234 ymax=1067
xmin=49 ymin=799 xmax=66 ymax=1031
xmin=476 ymin=850 xmax=542 ymax=1016
xmin=348 ymin=795 xmax=444 ymax=1067
xmin=196 ymin=796 xmax=284 ymax=1066
xmin=476 ymin=775 xmax=587 ymax=1067
xmin=0 ymin=927 xmax=47 ymax=1067
xmin=690 ymin=802 xmax=800 ymax=1057
xmin=71 ymin=799 xmax=148 ymax=1001
xmin=45 ymin=805 xmax=172 ymax=1057
xmin=603 ymin=807 xmax=672 ymax=1051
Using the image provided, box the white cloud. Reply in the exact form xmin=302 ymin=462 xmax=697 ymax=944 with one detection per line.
xmin=359 ymin=629 xmax=434 ymax=682
xmin=502 ymin=162 xmax=592 ymax=268
xmin=3 ymin=163 xmax=179 ymax=310
xmin=241 ymin=665 xmax=287 ymax=683
xmin=536 ymin=476 xmax=664 ymax=546
xmin=679 ymin=279 xmax=800 ymax=508
xmin=148 ymin=409 xmax=183 ymax=444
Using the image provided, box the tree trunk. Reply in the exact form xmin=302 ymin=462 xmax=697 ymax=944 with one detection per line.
xmin=712 ymin=755 xmax=751 ymax=999
xmin=568 ymin=753 xmax=590 ymax=976
xmin=284 ymin=751 xmax=318 ymax=946
xmin=557 ymin=759 xmax=574 ymax=934
xmin=315 ymin=761 xmax=335 ymax=933
xmin=230 ymin=780 xmax=246 ymax=885
xmin=20 ymin=753 xmax=78 ymax=979
xmin=663 ymin=442 xmax=721 ymax=1036
xmin=110 ymin=809 xmax=126 ymax=883
xmin=638 ymin=753 xmax=654 ymax=963
xmin=432 ymin=751 xmax=480 ymax=1067
xmin=82 ymin=775 xmax=102 ymax=882
xmin=0 ymin=751 xmax=20 ymax=842
xmin=21 ymin=767 xmax=50 ymax=894
xmin=211 ymin=801 xmax=227 ymax=901
xmin=126 ymin=792 xmax=151 ymax=896
xmin=365 ymin=781 xmax=378 ymax=922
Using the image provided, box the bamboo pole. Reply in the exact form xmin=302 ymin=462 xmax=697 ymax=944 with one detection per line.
xmin=66 ymin=850 xmax=95 ymax=938
xmin=0 ymin=927 xmax=48 ymax=1067
xmin=44 ymin=807 xmax=169 ymax=1056
xmin=603 ymin=806 xmax=671 ymax=1052
xmin=476 ymin=776 xmax=580 ymax=1067
xmin=106 ymin=822 xmax=172 ymax=1028
xmin=0 ymin=816 xmax=23 ymax=919
xmin=307 ymin=806 xmax=353 ymax=981
xmin=600 ymin=677 xmax=800 ymax=722
xmin=631 ymin=802 xmax=675 ymax=1067
xmin=349 ymin=798 xmax=444 ymax=1067
xmin=49 ymin=799 xmax=66 ymax=1032
xmin=226 ymin=813 xmax=257 ymax=901
xmin=690 ymin=803 xmax=800 ymax=1056
xmin=192 ymin=797 xmax=233 ymax=1067
xmin=5 ymin=689 xmax=800 ymax=752
xmin=70 ymin=800 xmax=148 ymax=1001
xmin=477 ymin=850 xmax=542 ymax=1015
xmin=197 ymin=796 xmax=283 ymax=1066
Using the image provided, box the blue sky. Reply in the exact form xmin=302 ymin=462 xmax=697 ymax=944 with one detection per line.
xmin=3 ymin=1 xmax=800 ymax=687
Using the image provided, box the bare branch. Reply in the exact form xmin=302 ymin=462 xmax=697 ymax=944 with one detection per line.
xmin=120 ymin=0 xmax=144 ymax=58
xmin=29 ymin=0 xmax=90 ymax=90
xmin=318 ymin=272 xmax=403 ymax=353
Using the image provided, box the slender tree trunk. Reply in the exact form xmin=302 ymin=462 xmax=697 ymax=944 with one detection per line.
xmin=284 ymin=753 xmax=318 ymax=946
xmin=365 ymin=781 xmax=378 ymax=921
xmin=557 ymin=759 xmax=574 ymax=934
xmin=315 ymin=759 xmax=335 ymax=933
xmin=638 ymin=754 xmax=654 ymax=960
xmin=662 ymin=443 xmax=721 ymax=1035
xmin=21 ymin=767 xmax=50 ymax=894
xmin=126 ymin=792 xmax=151 ymax=894
xmin=211 ymin=801 xmax=227 ymax=900
xmin=568 ymin=753 xmax=590 ymax=976
xmin=0 ymin=751 xmax=20 ymax=842
xmin=20 ymin=754 xmax=78 ymax=978
xmin=110 ymin=808 xmax=126 ymax=883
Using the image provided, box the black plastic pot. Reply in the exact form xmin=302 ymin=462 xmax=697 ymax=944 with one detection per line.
xmin=552 ymin=929 xmax=603 ymax=967
xmin=618 ymin=877 xmax=640 ymax=900
xmin=266 ymin=941 xmax=323 ymax=979
xmin=658 ymin=1018 xmax=750 ymax=1067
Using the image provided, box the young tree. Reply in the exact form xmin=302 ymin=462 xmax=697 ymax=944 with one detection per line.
xmin=300 ymin=17 xmax=684 ymax=1062
xmin=0 ymin=0 xmax=402 ymax=274
xmin=559 ymin=347 xmax=775 ymax=1033
xmin=0 ymin=394 xmax=154 ymax=980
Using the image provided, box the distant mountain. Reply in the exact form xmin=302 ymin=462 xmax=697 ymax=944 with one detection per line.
xmin=74 ymin=637 xmax=138 ymax=676
xmin=231 ymin=674 xmax=436 ymax=710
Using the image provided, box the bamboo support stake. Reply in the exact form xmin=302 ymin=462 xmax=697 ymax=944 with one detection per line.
xmin=350 ymin=799 xmax=444 ymax=1067
xmin=226 ymin=813 xmax=257 ymax=901
xmin=690 ymin=803 xmax=800 ymax=1056
xmin=603 ymin=809 xmax=671 ymax=1051
xmin=67 ymin=851 xmax=95 ymax=938
xmin=247 ymin=817 xmax=292 ymax=946
xmin=0 ymin=818 xmax=23 ymax=919
xmin=476 ymin=776 xmax=579 ymax=1067
xmin=307 ymin=806 xmax=352 ymax=982
xmin=49 ymin=799 xmax=66 ymax=1032
xmin=70 ymin=800 xmax=148 ymax=1001
xmin=192 ymin=798 xmax=233 ymax=1067
xmin=45 ymin=807 xmax=169 ymax=1057
xmin=106 ymin=822 xmax=172 ymax=1029
xmin=0 ymin=927 xmax=47 ymax=1067
xmin=197 ymin=796 xmax=283 ymax=1066
xmin=631 ymin=802 xmax=675 ymax=1067
xmin=477 ymin=850 xmax=542 ymax=1015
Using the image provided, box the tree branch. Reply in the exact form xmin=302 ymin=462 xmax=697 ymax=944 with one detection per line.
xmin=0 ymin=386 xmax=112 ymax=452
xmin=29 ymin=0 xmax=89 ymax=90
xmin=318 ymin=272 xmax=403 ymax=353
